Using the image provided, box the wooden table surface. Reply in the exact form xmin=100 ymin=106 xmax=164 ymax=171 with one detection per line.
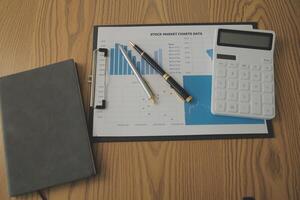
xmin=0 ymin=0 xmax=299 ymax=199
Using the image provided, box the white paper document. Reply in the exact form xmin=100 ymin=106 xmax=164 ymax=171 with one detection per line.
xmin=92 ymin=24 xmax=271 ymax=137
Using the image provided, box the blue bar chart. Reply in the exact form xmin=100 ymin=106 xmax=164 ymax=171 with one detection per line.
xmin=109 ymin=43 xmax=163 ymax=75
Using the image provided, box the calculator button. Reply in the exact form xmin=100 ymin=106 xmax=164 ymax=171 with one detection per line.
xmin=217 ymin=61 xmax=226 ymax=66
xmin=215 ymin=79 xmax=226 ymax=88
xmin=251 ymin=82 xmax=261 ymax=92
xmin=227 ymin=79 xmax=238 ymax=89
xmin=240 ymin=70 xmax=250 ymax=80
xmin=262 ymin=58 xmax=273 ymax=64
xmin=263 ymin=82 xmax=273 ymax=92
xmin=263 ymin=105 xmax=275 ymax=116
xmin=251 ymin=93 xmax=262 ymax=114
xmin=227 ymin=90 xmax=238 ymax=101
xmin=251 ymin=93 xmax=261 ymax=102
xmin=215 ymin=89 xmax=226 ymax=100
xmin=239 ymin=91 xmax=250 ymax=102
xmin=215 ymin=101 xmax=226 ymax=112
xmin=263 ymin=72 xmax=273 ymax=82
xmin=227 ymin=69 xmax=238 ymax=79
xmin=251 ymin=64 xmax=261 ymax=70
xmin=251 ymin=103 xmax=262 ymax=115
xmin=215 ymin=67 xmax=226 ymax=77
xmin=251 ymin=71 xmax=261 ymax=81
xmin=262 ymin=65 xmax=272 ymax=71
xmin=226 ymin=102 xmax=238 ymax=113
xmin=239 ymin=80 xmax=250 ymax=90
xmin=240 ymin=64 xmax=249 ymax=69
xmin=263 ymin=93 xmax=273 ymax=104
xmin=239 ymin=103 xmax=250 ymax=114
xmin=228 ymin=62 xmax=238 ymax=68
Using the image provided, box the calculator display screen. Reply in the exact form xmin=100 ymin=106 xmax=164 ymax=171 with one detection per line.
xmin=217 ymin=29 xmax=273 ymax=50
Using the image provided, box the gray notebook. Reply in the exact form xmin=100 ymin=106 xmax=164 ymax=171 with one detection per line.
xmin=0 ymin=59 xmax=96 ymax=196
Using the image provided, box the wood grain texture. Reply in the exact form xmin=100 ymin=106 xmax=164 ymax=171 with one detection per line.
xmin=0 ymin=0 xmax=299 ymax=199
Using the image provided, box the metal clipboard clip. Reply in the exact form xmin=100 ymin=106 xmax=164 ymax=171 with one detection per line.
xmin=89 ymin=48 xmax=108 ymax=109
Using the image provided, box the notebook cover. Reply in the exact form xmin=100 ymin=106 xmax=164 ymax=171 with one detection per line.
xmin=0 ymin=59 xmax=96 ymax=196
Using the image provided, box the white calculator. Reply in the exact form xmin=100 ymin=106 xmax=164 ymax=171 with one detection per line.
xmin=211 ymin=28 xmax=276 ymax=119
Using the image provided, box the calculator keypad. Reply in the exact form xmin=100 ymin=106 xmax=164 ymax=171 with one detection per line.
xmin=212 ymin=61 xmax=275 ymax=119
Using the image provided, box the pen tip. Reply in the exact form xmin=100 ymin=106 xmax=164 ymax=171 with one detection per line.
xmin=186 ymin=96 xmax=193 ymax=103
xmin=129 ymin=41 xmax=134 ymax=47
xmin=150 ymin=97 xmax=156 ymax=104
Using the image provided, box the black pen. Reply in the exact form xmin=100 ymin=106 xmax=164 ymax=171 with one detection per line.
xmin=129 ymin=41 xmax=192 ymax=103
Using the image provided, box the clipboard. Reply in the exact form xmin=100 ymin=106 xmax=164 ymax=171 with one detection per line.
xmin=88 ymin=22 xmax=274 ymax=142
